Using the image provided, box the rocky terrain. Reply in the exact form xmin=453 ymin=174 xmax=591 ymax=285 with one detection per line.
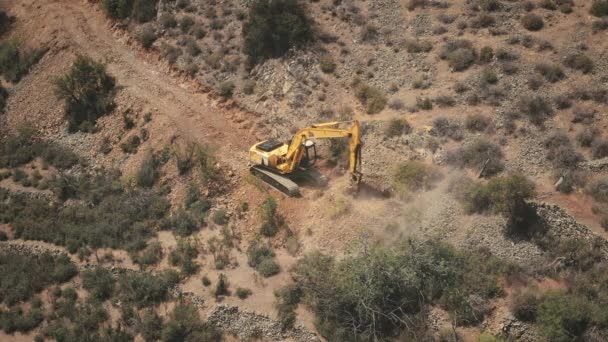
xmin=2 ymin=0 xmax=608 ymax=341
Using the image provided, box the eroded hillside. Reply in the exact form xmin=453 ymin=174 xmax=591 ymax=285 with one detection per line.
xmin=2 ymin=0 xmax=608 ymax=341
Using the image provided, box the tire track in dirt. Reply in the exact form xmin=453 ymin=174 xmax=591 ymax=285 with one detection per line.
xmin=38 ymin=0 xmax=256 ymax=171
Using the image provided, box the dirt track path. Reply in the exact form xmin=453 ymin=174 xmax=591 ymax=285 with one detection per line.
xmin=12 ymin=0 xmax=255 ymax=171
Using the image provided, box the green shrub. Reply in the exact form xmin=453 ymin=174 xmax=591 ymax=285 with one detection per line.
xmin=511 ymin=288 xmax=540 ymax=321
xmin=167 ymin=209 xmax=199 ymax=237
xmin=0 ymin=11 xmax=13 ymax=35
xmin=319 ymin=54 xmax=336 ymax=73
xmin=4 ymin=174 xmax=170 ymax=251
xmin=521 ymin=13 xmax=543 ymax=31
xmin=159 ymin=12 xmax=177 ymax=28
xmin=258 ymin=258 xmax=280 ymax=277
xmin=292 ymin=242 xmax=507 ymax=340
xmin=185 ymin=38 xmax=201 ymax=56
xmin=202 ymin=275 xmax=211 ymax=286
xmin=162 ymin=302 xmax=220 ymax=341
xmin=535 ymin=62 xmax=565 ymax=83
xmin=169 ymin=240 xmax=199 ymax=275
xmin=590 ymin=0 xmax=608 ymax=17
xmin=247 ymin=238 xmax=275 ymax=266
xmin=132 ymin=241 xmax=163 ymax=268
xmin=137 ymin=24 xmax=157 ymax=49
xmin=353 ymin=79 xmax=387 ymax=114
xmin=243 ymin=0 xmax=313 ymax=65
xmin=236 ymin=287 xmax=252 ymax=299
xmin=117 ymin=270 xmax=179 ymax=308
xmin=55 ymin=55 xmax=116 ymax=132
xmin=0 ymin=42 xmax=46 ymax=83
xmin=384 ymin=118 xmax=412 ymax=138
xmin=0 ymin=307 xmax=44 ymax=333
xmin=393 ymin=161 xmax=440 ymax=194
xmin=215 ymin=273 xmax=229 ymax=297
xmin=0 ymin=126 xmax=79 ymax=169
xmin=136 ymin=152 xmax=160 ymax=188
xmin=212 ymin=209 xmax=229 ymax=225
xmin=82 ymin=266 xmax=115 ymax=301
xmin=479 ymin=46 xmax=494 ymax=64
xmin=132 ymin=0 xmax=157 ymax=23
xmin=0 ymin=84 xmax=7 ymax=112
xmin=461 ymin=174 xmax=541 ymax=237
xmin=0 ymin=251 xmax=77 ymax=305
xmin=101 ymin=0 xmax=133 ymax=19
xmin=537 ymin=292 xmax=591 ymax=342
xmin=592 ymin=139 xmax=608 ymax=159
xmin=120 ymin=135 xmax=141 ymax=153
xmin=217 ymin=80 xmax=235 ymax=97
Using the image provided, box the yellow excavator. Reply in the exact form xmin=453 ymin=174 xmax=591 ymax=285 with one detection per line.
xmin=249 ymin=120 xmax=362 ymax=196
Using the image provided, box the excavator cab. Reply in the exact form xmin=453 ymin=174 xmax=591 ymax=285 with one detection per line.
xmin=300 ymin=140 xmax=317 ymax=168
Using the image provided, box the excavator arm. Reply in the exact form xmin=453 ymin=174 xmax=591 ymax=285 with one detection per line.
xmin=282 ymin=120 xmax=362 ymax=185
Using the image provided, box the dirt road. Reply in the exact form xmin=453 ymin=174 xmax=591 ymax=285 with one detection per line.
xmin=6 ymin=0 xmax=256 ymax=171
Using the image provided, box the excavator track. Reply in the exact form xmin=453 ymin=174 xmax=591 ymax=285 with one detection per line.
xmin=250 ymin=166 xmax=300 ymax=197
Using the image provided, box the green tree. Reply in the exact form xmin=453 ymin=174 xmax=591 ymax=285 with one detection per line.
xmin=55 ymin=55 xmax=116 ymax=132
xmin=242 ymin=0 xmax=313 ymax=65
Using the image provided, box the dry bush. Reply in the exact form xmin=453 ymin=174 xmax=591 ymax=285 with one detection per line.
xmin=447 ymin=139 xmax=504 ymax=177
xmin=407 ymin=0 xmax=428 ymax=10
xmin=591 ymin=139 xmax=608 ymax=159
xmin=433 ymin=117 xmax=463 ymax=140
xmin=465 ymin=113 xmax=490 ymax=132
xmin=217 ymin=80 xmax=235 ymax=98
xmin=137 ymin=24 xmax=157 ymax=49
xmin=535 ymin=62 xmax=565 ymax=83
xmin=564 ymin=53 xmax=594 ymax=74
xmin=571 ymin=107 xmax=595 ymax=124
xmin=405 ymin=38 xmax=432 ymax=53
xmin=518 ymin=95 xmax=553 ymax=126
xmin=439 ymin=39 xmax=477 ymax=71
xmin=511 ymin=288 xmax=540 ymax=322
xmin=521 ymin=13 xmax=543 ymax=31
xmin=576 ymin=128 xmax=599 ymax=147
xmin=319 ymin=54 xmax=336 ymax=73
xmin=352 ymin=78 xmax=387 ymax=114
xmin=384 ymin=118 xmax=412 ymax=138
xmin=159 ymin=13 xmax=177 ymax=28
xmin=471 ymin=13 xmax=496 ymax=28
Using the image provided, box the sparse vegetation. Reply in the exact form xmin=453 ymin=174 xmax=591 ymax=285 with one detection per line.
xmin=319 ymin=54 xmax=336 ymax=73
xmin=217 ymin=80 xmax=235 ymax=98
xmin=564 ymin=53 xmax=594 ymax=74
xmin=439 ymin=39 xmax=477 ymax=71
xmin=518 ymin=95 xmax=554 ymax=126
xmin=393 ymin=161 xmax=441 ymax=194
xmin=433 ymin=117 xmax=463 ymax=140
xmin=169 ymin=239 xmax=199 ymax=275
xmin=0 ymin=251 xmax=77 ymax=305
xmin=352 ymin=78 xmax=388 ymax=114
xmin=0 ymin=42 xmax=46 ymax=83
xmin=465 ymin=113 xmax=490 ymax=132
xmin=0 ymin=126 xmax=79 ymax=169
xmin=247 ymin=238 xmax=280 ymax=277
xmin=535 ymin=62 xmax=565 ymax=83
xmin=447 ymin=139 xmax=504 ymax=177
xmin=384 ymin=118 xmax=411 ymax=138
xmin=55 ymin=55 xmax=116 ymax=132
